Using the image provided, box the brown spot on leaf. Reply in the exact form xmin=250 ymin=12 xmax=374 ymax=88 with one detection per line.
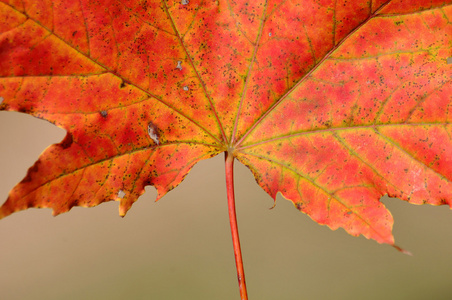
xmin=60 ymin=134 xmax=73 ymax=150
xmin=295 ymin=202 xmax=304 ymax=210
xmin=21 ymin=161 xmax=42 ymax=183
xmin=18 ymin=106 xmax=29 ymax=113
xmin=148 ymin=122 xmax=160 ymax=145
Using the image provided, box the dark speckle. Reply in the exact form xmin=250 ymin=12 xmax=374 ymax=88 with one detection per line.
xmin=100 ymin=110 xmax=108 ymax=118
xmin=18 ymin=106 xmax=29 ymax=113
xmin=296 ymin=202 xmax=304 ymax=210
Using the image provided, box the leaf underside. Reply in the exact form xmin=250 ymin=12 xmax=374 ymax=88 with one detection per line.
xmin=1 ymin=0 xmax=452 ymax=246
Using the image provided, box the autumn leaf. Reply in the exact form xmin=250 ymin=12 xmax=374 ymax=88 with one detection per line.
xmin=1 ymin=0 xmax=451 ymax=274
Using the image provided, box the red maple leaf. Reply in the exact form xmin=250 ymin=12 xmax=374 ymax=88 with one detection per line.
xmin=1 ymin=1 xmax=451 ymax=298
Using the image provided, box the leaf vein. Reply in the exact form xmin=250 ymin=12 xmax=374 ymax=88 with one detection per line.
xmin=239 ymin=151 xmax=390 ymax=241
xmin=162 ymin=0 xmax=227 ymax=144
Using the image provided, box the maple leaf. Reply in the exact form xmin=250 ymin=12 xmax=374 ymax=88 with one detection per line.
xmin=1 ymin=0 xmax=452 ymax=298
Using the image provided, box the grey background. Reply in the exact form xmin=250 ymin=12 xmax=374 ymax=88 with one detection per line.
xmin=1 ymin=111 xmax=452 ymax=299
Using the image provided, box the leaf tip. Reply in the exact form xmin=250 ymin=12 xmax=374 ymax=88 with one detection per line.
xmin=268 ymin=199 xmax=277 ymax=210
xmin=0 ymin=200 xmax=16 ymax=220
xmin=51 ymin=210 xmax=62 ymax=217
xmin=118 ymin=203 xmax=128 ymax=218
xmin=393 ymin=244 xmax=413 ymax=256
xmin=117 ymin=190 xmax=130 ymax=217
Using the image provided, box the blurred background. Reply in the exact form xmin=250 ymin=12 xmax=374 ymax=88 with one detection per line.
xmin=1 ymin=111 xmax=452 ymax=300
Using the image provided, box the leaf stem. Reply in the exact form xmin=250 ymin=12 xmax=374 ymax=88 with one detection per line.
xmin=225 ymin=151 xmax=248 ymax=300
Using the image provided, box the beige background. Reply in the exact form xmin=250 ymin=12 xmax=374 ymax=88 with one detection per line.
xmin=1 ymin=111 xmax=452 ymax=300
